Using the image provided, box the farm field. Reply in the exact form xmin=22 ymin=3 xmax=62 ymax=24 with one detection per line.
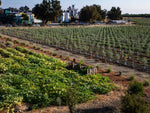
xmin=0 ymin=37 xmax=114 ymax=112
xmin=128 ymin=18 xmax=150 ymax=25
xmin=0 ymin=35 xmax=150 ymax=113
xmin=0 ymin=26 xmax=150 ymax=73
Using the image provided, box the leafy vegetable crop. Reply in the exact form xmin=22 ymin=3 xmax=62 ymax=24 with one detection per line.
xmin=0 ymin=47 xmax=114 ymax=110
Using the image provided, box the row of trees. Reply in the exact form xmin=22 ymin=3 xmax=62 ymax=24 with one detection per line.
xmin=0 ymin=0 xmax=29 ymax=25
xmin=79 ymin=5 xmax=122 ymax=23
xmin=0 ymin=0 xmax=122 ymax=25
xmin=1 ymin=6 xmax=30 ymax=13
xmin=123 ymin=14 xmax=150 ymax=18
xmin=32 ymin=1 xmax=122 ymax=24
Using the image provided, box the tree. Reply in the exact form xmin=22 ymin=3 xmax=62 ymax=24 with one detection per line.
xmin=107 ymin=7 xmax=122 ymax=20
xmin=2 ymin=14 xmax=16 ymax=24
xmin=79 ymin=6 xmax=99 ymax=23
xmin=19 ymin=6 xmax=30 ymax=13
xmin=21 ymin=13 xmax=29 ymax=20
xmin=80 ymin=5 xmax=106 ymax=23
xmin=32 ymin=0 xmax=62 ymax=25
xmin=101 ymin=9 xmax=107 ymax=20
xmin=52 ymin=0 xmax=62 ymax=22
xmin=8 ymin=7 xmax=19 ymax=12
xmin=93 ymin=5 xmax=107 ymax=21
xmin=0 ymin=0 xmax=2 ymax=15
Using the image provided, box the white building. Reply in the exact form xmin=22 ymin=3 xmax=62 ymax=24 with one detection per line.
xmin=61 ymin=5 xmax=79 ymax=23
xmin=69 ymin=5 xmax=78 ymax=17
xmin=61 ymin=12 xmax=70 ymax=22
xmin=111 ymin=20 xmax=127 ymax=24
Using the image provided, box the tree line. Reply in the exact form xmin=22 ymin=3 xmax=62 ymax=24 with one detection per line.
xmin=1 ymin=6 xmax=31 ymax=13
xmin=0 ymin=0 xmax=123 ymax=24
xmin=80 ymin=5 xmax=122 ymax=23
xmin=123 ymin=14 xmax=150 ymax=18
xmin=32 ymin=0 xmax=122 ymax=24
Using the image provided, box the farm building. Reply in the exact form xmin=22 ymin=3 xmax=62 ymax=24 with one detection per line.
xmin=111 ymin=20 xmax=127 ymax=24
xmin=61 ymin=5 xmax=79 ymax=23
xmin=0 ymin=8 xmax=42 ymax=25
xmin=61 ymin=12 xmax=70 ymax=22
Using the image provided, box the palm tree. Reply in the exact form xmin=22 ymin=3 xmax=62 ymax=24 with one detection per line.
xmin=0 ymin=0 xmax=1 ymax=6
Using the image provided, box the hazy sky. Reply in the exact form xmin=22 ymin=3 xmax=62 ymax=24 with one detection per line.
xmin=1 ymin=0 xmax=150 ymax=14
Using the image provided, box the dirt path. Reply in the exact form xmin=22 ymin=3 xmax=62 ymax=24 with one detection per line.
xmin=1 ymin=33 xmax=149 ymax=81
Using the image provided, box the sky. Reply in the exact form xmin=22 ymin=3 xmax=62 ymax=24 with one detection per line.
xmin=1 ymin=0 xmax=150 ymax=14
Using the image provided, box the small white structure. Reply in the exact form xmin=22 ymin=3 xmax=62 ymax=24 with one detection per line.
xmin=111 ymin=20 xmax=127 ymax=24
xmin=33 ymin=19 xmax=42 ymax=24
xmin=61 ymin=12 xmax=70 ymax=22
xmin=61 ymin=5 xmax=79 ymax=23
xmin=69 ymin=5 xmax=78 ymax=17
xmin=26 ymin=12 xmax=34 ymax=22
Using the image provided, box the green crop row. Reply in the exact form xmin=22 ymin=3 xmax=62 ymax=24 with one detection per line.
xmin=0 ymin=26 xmax=149 ymax=72
xmin=128 ymin=18 xmax=150 ymax=25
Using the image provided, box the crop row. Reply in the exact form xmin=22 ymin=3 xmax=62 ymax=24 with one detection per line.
xmin=0 ymin=26 xmax=150 ymax=73
xmin=128 ymin=18 xmax=150 ymax=26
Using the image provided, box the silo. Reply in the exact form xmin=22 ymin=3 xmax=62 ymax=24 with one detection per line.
xmin=65 ymin=12 xmax=70 ymax=22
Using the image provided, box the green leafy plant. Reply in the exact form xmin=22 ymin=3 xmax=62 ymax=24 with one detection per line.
xmin=118 ymin=71 xmax=122 ymax=76
xmin=0 ymin=47 xmax=114 ymax=111
xmin=6 ymin=41 xmax=14 ymax=47
xmin=60 ymin=55 xmax=62 ymax=58
xmin=107 ymin=67 xmax=112 ymax=73
xmin=143 ymin=80 xmax=150 ymax=86
xmin=37 ymin=47 xmax=41 ymax=50
xmin=66 ymin=55 xmax=70 ymax=60
xmin=128 ymin=74 xmax=136 ymax=81
xmin=53 ymin=53 xmax=57 ymax=56
xmin=127 ymin=81 xmax=144 ymax=95
xmin=6 ymin=37 xmax=11 ymax=41
xmin=66 ymin=86 xmax=79 ymax=113
xmin=121 ymin=93 xmax=150 ymax=113
xmin=33 ymin=45 xmax=37 ymax=49
xmin=79 ymin=60 xmax=84 ymax=64
xmin=0 ymin=43 xmax=6 ymax=48
xmin=14 ymin=40 xmax=19 ymax=44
